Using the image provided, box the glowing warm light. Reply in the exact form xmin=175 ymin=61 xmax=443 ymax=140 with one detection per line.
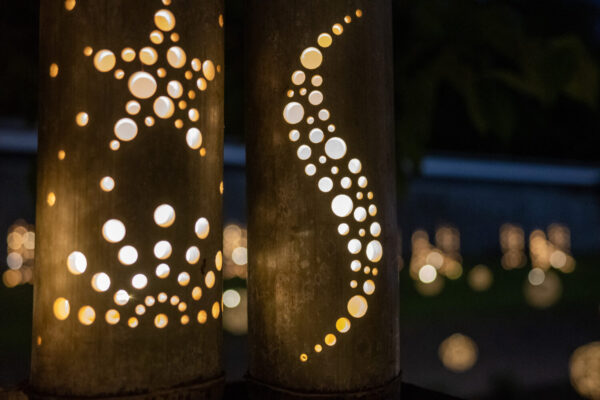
xmin=336 ymin=317 xmax=351 ymax=333
xmin=317 ymin=33 xmax=332 ymax=48
xmin=178 ymin=271 xmax=191 ymax=286
xmin=131 ymin=274 xmax=148 ymax=289
xmin=232 ymin=247 xmax=248 ymax=265
xmin=114 ymin=290 xmax=130 ymax=306
xmin=93 ymin=49 xmax=116 ymax=72
xmin=154 ymin=9 xmax=176 ymax=31
xmin=467 ymin=265 xmax=493 ymax=292
xmin=347 ymin=295 xmax=368 ymax=318
xmin=78 ymin=306 xmax=96 ymax=326
xmin=153 ymin=240 xmax=172 ymax=259
xmin=195 ymin=217 xmax=210 ymax=239
xmin=528 ymin=268 xmax=545 ymax=286
xmin=439 ymin=333 xmax=478 ymax=372
xmin=212 ymin=301 xmax=220 ymax=319
xmin=197 ymin=310 xmax=208 ymax=324
xmin=49 ymin=63 xmax=59 ymax=78
xmin=100 ymin=176 xmax=115 ymax=192
xmin=154 ymin=313 xmax=168 ymax=328
xmin=105 ymin=309 xmax=120 ymax=325
xmin=53 ymin=297 xmax=70 ymax=320
xmin=283 ymin=102 xmax=305 ymax=125
xmin=102 ymin=219 xmax=126 ymax=243
xmin=76 ymin=112 xmax=89 ymax=126
xmin=324 ymin=137 xmax=347 ymax=160
xmin=570 ymin=342 xmax=600 ymax=399
xmin=223 ymin=289 xmax=241 ymax=308
xmin=205 ymin=271 xmax=215 ymax=289
xmin=67 ymin=251 xmax=87 ymax=275
xmin=418 ymin=264 xmax=437 ymax=284
xmin=91 ymin=273 xmax=111 ymax=292
xmin=118 ymin=245 xmax=138 ymax=265
xmin=153 ymin=204 xmax=176 ymax=227
xmin=155 ymin=263 xmax=170 ymax=278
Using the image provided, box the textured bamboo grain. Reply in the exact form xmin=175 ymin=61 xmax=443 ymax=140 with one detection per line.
xmin=32 ymin=1 xmax=224 ymax=397
xmin=245 ymin=0 xmax=400 ymax=398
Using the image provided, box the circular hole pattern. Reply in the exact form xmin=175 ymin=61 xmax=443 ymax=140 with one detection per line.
xmin=195 ymin=218 xmax=210 ymax=239
xmin=93 ymin=50 xmax=116 ymax=72
xmin=154 ymin=241 xmax=172 ymax=259
xmin=53 ymin=297 xmax=70 ymax=320
xmin=154 ymin=204 xmax=176 ymax=227
xmin=300 ymin=47 xmax=323 ymax=70
xmin=91 ymin=273 xmax=111 ymax=292
xmin=102 ymin=219 xmax=126 ymax=243
xmin=78 ymin=306 xmax=96 ymax=326
xmin=347 ymin=295 xmax=368 ymax=318
xmin=67 ymin=251 xmax=87 ymax=275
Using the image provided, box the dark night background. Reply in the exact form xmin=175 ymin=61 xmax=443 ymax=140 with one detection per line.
xmin=1 ymin=1 xmax=599 ymax=399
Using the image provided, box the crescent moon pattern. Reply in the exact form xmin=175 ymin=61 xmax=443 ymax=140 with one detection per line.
xmin=282 ymin=9 xmax=384 ymax=363
xmin=49 ymin=0 xmax=223 ymax=329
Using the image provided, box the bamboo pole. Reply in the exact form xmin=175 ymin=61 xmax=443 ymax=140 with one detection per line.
xmin=245 ymin=0 xmax=401 ymax=397
xmin=31 ymin=1 xmax=224 ymax=397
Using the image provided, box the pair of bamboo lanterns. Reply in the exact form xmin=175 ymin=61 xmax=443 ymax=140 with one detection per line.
xmin=33 ymin=0 xmax=399 ymax=398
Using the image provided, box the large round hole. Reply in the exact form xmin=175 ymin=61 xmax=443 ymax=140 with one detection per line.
xmin=155 ymin=9 xmax=176 ymax=31
xmin=114 ymin=118 xmax=138 ymax=141
xmin=93 ymin=50 xmax=116 ymax=72
xmin=118 ymin=245 xmax=138 ymax=265
xmin=167 ymin=46 xmax=187 ymax=69
xmin=325 ymin=137 xmax=347 ymax=160
xmin=154 ymin=204 xmax=176 ymax=227
xmin=186 ymin=246 xmax=200 ymax=264
xmin=185 ymin=128 xmax=202 ymax=150
xmin=102 ymin=219 xmax=126 ymax=243
xmin=283 ymin=102 xmax=304 ymax=125
xmin=331 ymin=195 xmax=353 ymax=217
xmin=67 ymin=251 xmax=87 ymax=275
xmin=155 ymin=263 xmax=170 ymax=278
xmin=91 ymin=273 xmax=111 ymax=292
xmin=114 ymin=290 xmax=130 ymax=306
xmin=347 ymin=295 xmax=368 ymax=318
xmin=178 ymin=272 xmax=191 ymax=286
xmin=131 ymin=273 xmax=148 ymax=289
xmin=366 ymin=240 xmax=383 ymax=262
xmin=105 ymin=309 xmax=120 ymax=325
xmin=53 ymin=297 xmax=70 ymax=320
xmin=300 ymin=47 xmax=323 ymax=70
xmin=154 ymin=313 xmax=168 ymax=328
xmin=128 ymin=71 xmax=157 ymax=99
xmin=195 ymin=218 xmax=210 ymax=239
xmin=78 ymin=306 xmax=96 ymax=326
xmin=153 ymin=240 xmax=172 ymax=259
xmin=153 ymin=96 xmax=175 ymax=119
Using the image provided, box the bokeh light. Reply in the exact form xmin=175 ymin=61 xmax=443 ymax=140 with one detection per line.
xmin=439 ymin=333 xmax=478 ymax=373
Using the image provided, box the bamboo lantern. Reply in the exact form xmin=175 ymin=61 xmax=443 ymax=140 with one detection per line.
xmin=31 ymin=0 xmax=224 ymax=397
xmin=245 ymin=0 xmax=401 ymax=398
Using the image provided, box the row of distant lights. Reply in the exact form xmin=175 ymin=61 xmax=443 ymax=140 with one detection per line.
xmin=281 ymin=9 xmax=387 ymax=362
xmin=2 ymin=222 xmax=35 ymax=288
xmin=410 ymin=225 xmax=572 ymax=306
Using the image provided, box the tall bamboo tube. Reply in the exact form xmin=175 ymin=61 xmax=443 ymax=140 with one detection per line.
xmin=32 ymin=1 xmax=224 ymax=397
xmin=245 ymin=0 xmax=401 ymax=398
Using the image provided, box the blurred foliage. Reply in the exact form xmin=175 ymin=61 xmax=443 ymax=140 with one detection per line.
xmin=394 ymin=0 xmax=600 ymax=168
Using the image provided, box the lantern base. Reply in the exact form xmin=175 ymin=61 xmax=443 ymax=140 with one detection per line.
xmin=25 ymin=375 xmax=225 ymax=400
xmin=245 ymin=374 xmax=402 ymax=400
